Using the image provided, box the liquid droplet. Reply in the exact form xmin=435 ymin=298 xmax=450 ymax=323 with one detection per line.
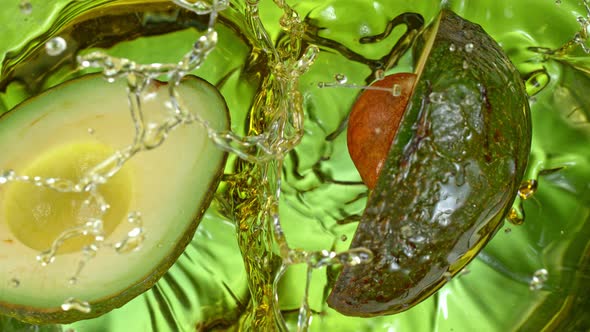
xmin=45 ymin=37 xmax=67 ymax=56
xmin=429 ymin=92 xmax=445 ymax=104
xmin=88 ymin=128 xmax=95 ymax=135
xmin=392 ymin=84 xmax=402 ymax=97
xmin=462 ymin=60 xmax=469 ymax=70
xmin=518 ymin=179 xmax=538 ymax=199
xmin=504 ymin=227 xmax=512 ymax=234
xmin=464 ymin=43 xmax=474 ymax=53
xmin=19 ymin=0 xmax=32 ymax=15
xmin=375 ymin=69 xmax=385 ymax=80
xmin=529 ymin=268 xmax=548 ymax=291
xmin=115 ymin=212 xmax=145 ymax=253
xmin=37 ymin=251 xmax=56 ymax=266
xmin=334 ymin=73 xmax=347 ymax=84
xmin=0 ymin=169 xmax=15 ymax=184
xmin=507 ymin=207 xmax=524 ymax=225
xmin=10 ymin=278 xmax=20 ymax=288
xmin=524 ymin=69 xmax=550 ymax=96
xmin=340 ymin=234 xmax=347 ymax=241
xmin=61 ymin=298 xmax=91 ymax=313
xmin=449 ymin=43 xmax=456 ymax=52
xmin=555 ymin=0 xmax=561 ymax=4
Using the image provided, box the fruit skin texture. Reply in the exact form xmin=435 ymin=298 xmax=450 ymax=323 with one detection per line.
xmin=0 ymin=75 xmax=229 ymax=324
xmin=329 ymin=10 xmax=531 ymax=316
xmin=347 ymin=73 xmax=416 ymax=189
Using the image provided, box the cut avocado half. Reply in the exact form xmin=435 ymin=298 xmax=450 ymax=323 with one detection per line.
xmin=0 ymin=74 xmax=229 ymax=324
xmin=329 ymin=10 xmax=531 ymax=316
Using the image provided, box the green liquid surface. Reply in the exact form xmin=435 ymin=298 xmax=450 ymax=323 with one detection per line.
xmin=0 ymin=0 xmax=589 ymax=331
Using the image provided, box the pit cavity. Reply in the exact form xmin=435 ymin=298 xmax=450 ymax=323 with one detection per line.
xmin=4 ymin=142 xmax=132 ymax=253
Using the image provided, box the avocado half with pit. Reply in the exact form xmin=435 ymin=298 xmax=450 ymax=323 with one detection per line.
xmin=0 ymin=74 xmax=229 ymax=324
xmin=329 ymin=10 xmax=531 ymax=316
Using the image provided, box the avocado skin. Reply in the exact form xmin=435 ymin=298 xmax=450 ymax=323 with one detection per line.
xmin=329 ymin=9 xmax=531 ymax=316
xmin=0 ymin=75 xmax=229 ymax=324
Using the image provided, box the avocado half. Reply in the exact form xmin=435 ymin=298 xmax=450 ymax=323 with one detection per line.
xmin=0 ymin=74 xmax=229 ymax=324
xmin=329 ymin=10 xmax=531 ymax=316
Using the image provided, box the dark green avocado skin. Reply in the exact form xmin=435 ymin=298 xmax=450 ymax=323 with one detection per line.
xmin=329 ymin=9 xmax=531 ymax=317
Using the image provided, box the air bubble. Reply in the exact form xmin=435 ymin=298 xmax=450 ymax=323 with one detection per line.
xmin=45 ymin=37 xmax=67 ymax=56
xmin=61 ymin=298 xmax=91 ymax=313
xmin=19 ymin=0 xmax=32 ymax=15
xmin=340 ymin=234 xmax=347 ymax=241
xmin=464 ymin=43 xmax=474 ymax=53
xmin=529 ymin=269 xmax=548 ymax=291
xmin=88 ymin=128 xmax=95 ymax=135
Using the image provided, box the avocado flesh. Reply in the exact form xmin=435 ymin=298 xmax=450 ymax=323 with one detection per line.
xmin=5 ymin=142 xmax=132 ymax=253
xmin=0 ymin=74 xmax=229 ymax=323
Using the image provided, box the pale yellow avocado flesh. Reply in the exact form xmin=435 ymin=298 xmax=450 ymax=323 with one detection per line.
xmin=0 ymin=74 xmax=229 ymax=324
xmin=5 ymin=142 xmax=132 ymax=253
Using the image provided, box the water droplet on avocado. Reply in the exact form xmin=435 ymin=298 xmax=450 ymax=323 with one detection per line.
xmin=449 ymin=43 xmax=456 ymax=52
xmin=429 ymin=92 xmax=444 ymax=104
xmin=464 ymin=43 xmax=474 ymax=53
xmin=61 ymin=298 xmax=91 ymax=313
xmin=392 ymin=84 xmax=402 ymax=96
